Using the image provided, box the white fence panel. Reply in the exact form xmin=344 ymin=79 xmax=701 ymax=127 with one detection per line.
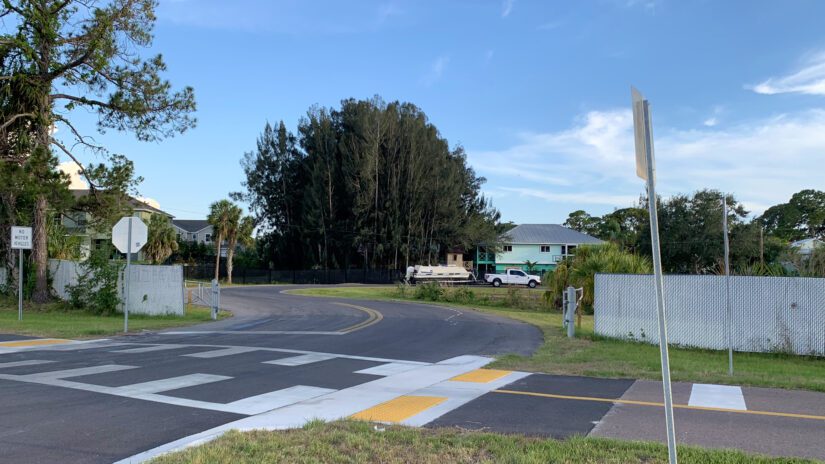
xmin=49 ymin=259 xmax=184 ymax=316
xmin=594 ymin=273 xmax=825 ymax=356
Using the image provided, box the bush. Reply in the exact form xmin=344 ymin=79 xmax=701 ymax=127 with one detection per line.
xmin=413 ymin=282 xmax=444 ymax=301
xmin=394 ymin=283 xmax=409 ymax=298
xmin=544 ymin=243 xmax=651 ymax=314
xmin=66 ymin=246 xmax=121 ymax=315
xmin=445 ymin=287 xmax=475 ymax=304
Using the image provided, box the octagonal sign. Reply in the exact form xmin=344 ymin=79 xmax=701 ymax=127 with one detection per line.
xmin=112 ymin=216 xmax=148 ymax=254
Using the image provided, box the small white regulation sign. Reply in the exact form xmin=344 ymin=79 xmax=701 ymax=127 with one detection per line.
xmin=11 ymin=226 xmax=32 ymax=250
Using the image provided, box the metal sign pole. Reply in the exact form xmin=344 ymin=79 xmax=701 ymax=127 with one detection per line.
xmin=723 ymin=198 xmax=733 ymax=375
xmin=633 ymin=88 xmax=677 ymax=464
xmin=18 ymin=248 xmax=23 ymax=321
xmin=124 ymin=217 xmax=132 ymax=333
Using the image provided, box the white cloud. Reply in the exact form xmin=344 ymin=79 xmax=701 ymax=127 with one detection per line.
xmin=57 ymin=161 xmax=88 ymax=190
xmin=498 ymin=187 xmax=640 ymax=207
xmin=749 ymin=51 xmax=825 ymax=96
xmin=703 ymin=117 xmax=718 ymax=127
xmin=501 ymin=0 xmax=515 ymax=18
xmin=470 ymin=109 xmax=825 ymax=216
xmin=421 ymin=55 xmax=450 ymax=86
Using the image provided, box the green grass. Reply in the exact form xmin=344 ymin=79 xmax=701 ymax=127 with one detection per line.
xmin=150 ymin=420 xmax=818 ymax=464
xmin=0 ymin=296 xmax=229 ymax=339
xmin=290 ymin=286 xmax=825 ymax=392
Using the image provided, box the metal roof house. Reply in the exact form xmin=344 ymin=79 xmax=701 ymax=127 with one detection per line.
xmin=476 ymin=224 xmax=602 ymax=275
xmin=172 ymin=220 xmax=213 ymax=245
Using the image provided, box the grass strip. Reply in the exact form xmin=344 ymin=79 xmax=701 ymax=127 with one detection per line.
xmin=150 ymin=420 xmax=818 ymax=464
xmin=0 ymin=296 xmax=229 ymax=339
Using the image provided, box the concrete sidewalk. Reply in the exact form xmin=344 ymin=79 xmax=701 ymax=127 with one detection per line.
xmin=428 ymin=373 xmax=825 ymax=462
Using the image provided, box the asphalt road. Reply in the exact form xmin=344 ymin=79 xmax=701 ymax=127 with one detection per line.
xmin=2 ymin=286 xmax=823 ymax=463
xmin=0 ymin=285 xmax=542 ymax=463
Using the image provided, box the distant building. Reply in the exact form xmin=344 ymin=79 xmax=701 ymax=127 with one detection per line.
xmin=476 ymin=224 xmax=602 ymax=275
xmin=172 ymin=220 xmax=213 ymax=245
xmin=60 ymin=189 xmax=173 ymax=260
xmin=791 ymin=238 xmax=823 ymax=257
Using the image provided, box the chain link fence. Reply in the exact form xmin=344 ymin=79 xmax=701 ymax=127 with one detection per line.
xmin=594 ymin=273 xmax=825 ymax=356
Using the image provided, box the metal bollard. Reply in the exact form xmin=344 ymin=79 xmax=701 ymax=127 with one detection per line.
xmin=211 ymin=278 xmax=219 ymax=320
xmin=566 ymin=286 xmax=576 ymax=338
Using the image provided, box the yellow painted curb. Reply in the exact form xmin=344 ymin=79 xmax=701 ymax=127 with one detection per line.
xmin=451 ymin=369 xmax=513 ymax=383
xmin=351 ymin=395 xmax=447 ymax=423
xmin=0 ymin=338 xmax=73 ymax=348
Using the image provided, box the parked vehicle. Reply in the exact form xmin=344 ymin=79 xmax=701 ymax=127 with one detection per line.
xmin=404 ymin=265 xmax=475 ymax=284
xmin=484 ymin=268 xmax=541 ymax=288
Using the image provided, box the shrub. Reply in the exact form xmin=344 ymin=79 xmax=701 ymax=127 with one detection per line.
xmin=446 ymin=287 xmax=475 ymax=304
xmin=414 ymin=282 xmax=444 ymax=301
xmin=66 ymin=246 xmax=121 ymax=315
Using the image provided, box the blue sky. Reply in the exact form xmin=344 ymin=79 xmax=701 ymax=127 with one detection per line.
xmin=62 ymin=0 xmax=825 ymax=223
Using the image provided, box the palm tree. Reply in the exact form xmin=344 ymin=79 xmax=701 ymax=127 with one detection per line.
xmin=207 ymin=200 xmax=241 ymax=281
xmin=226 ymin=216 xmax=255 ymax=284
xmin=545 ymin=243 xmax=651 ymax=312
xmin=144 ymin=215 xmax=179 ymax=264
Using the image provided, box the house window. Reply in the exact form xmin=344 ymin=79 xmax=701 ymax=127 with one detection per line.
xmin=205 ymin=234 xmax=211 ymax=242
xmin=540 ymin=245 xmax=551 ymax=253
xmin=193 ymin=233 xmax=198 ymax=241
xmin=561 ymin=245 xmax=577 ymax=256
xmin=503 ymin=245 xmax=512 ymax=252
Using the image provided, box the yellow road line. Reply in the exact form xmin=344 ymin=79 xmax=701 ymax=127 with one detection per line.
xmin=351 ymin=395 xmax=447 ymax=423
xmin=0 ymin=339 xmax=72 ymax=348
xmin=493 ymin=389 xmax=825 ymax=422
xmin=451 ymin=369 xmax=513 ymax=383
xmin=332 ymin=303 xmax=383 ymax=333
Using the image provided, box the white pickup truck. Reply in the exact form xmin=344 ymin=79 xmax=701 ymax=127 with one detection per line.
xmin=484 ymin=269 xmax=542 ymax=288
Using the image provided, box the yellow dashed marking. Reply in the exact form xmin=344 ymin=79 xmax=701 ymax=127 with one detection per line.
xmin=351 ymin=395 xmax=447 ymax=423
xmin=0 ymin=339 xmax=72 ymax=348
xmin=450 ymin=369 xmax=513 ymax=383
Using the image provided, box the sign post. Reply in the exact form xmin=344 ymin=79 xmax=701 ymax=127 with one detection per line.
xmin=722 ymin=197 xmax=733 ymax=375
xmin=631 ymin=87 xmax=678 ymax=464
xmin=112 ymin=217 xmax=148 ymax=333
xmin=10 ymin=226 xmax=32 ymax=321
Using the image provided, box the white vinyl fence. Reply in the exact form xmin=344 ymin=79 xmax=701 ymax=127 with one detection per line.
xmin=49 ymin=259 xmax=184 ymax=316
xmin=594 ymin=273 xmax=825 ymax=356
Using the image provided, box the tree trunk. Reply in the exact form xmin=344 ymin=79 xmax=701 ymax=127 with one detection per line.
xmin=32 ymin=195 xmax=49 ymax=302
xmin=214 ymin=233 xmax=222 ymax=281
xmin=1 ymin=192 xmax=18 ymax=290
xmin=226 ymin=241 xmax=235 ymax=285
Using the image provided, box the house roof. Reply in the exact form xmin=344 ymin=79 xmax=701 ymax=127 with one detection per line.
xmin=502 ymin=224 xmax=603 ymax=245
xmin=172 ymin=219 xmax=211 ymax=233
xmin=791 ymin=238 xmax=822 ymax=252
xmin=70 ymin=189 xmax=173 ymax=217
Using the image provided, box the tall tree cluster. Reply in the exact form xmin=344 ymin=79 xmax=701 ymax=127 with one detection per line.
xmin=234 ymin=97 xmax=500 ymax=270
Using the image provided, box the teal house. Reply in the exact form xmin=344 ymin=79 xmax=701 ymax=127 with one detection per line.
xmin=476 ymin=224 xmax=602 ymax=276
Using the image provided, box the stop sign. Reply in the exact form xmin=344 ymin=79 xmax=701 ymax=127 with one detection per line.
xmin=112 ymin=217 xmax=148 ymax=253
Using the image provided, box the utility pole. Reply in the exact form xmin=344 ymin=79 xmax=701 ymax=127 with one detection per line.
xmin=723 ymin=197 xmax=733 ymax=375
xmin=760 ymin=226 xmax=764 ymax=267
